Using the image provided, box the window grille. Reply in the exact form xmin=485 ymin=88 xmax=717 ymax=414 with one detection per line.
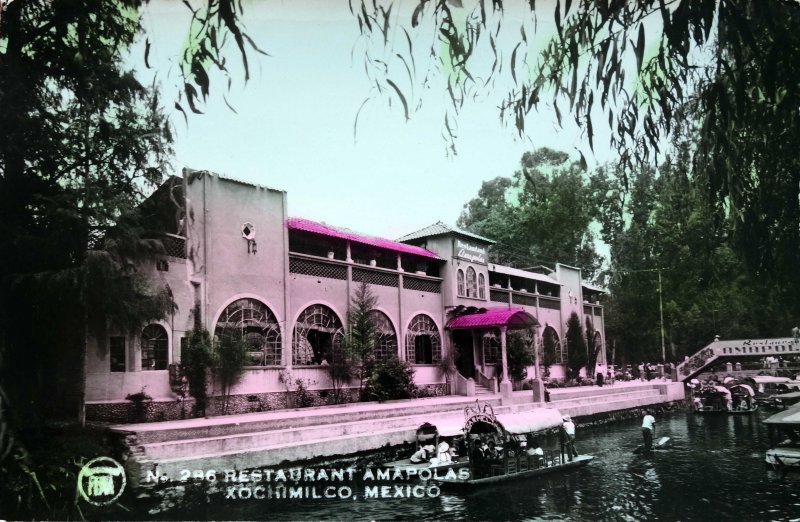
xmin=478 ymin=273 xmax=486 ymax=299
xmin=353 ymin=268 xmax=399 ymax=288
xmin=482 ymin=330 xmax=500 ymax=365
xmin=539 ymin=297 xmax=561 ymax=310
xmin=293 ymin=304 xmax=344 ymax=365
xmin=456 ymin=269 xmax=465 ymax=296
xmin=369 ymin=310 xmax=398 ymax=361
xmin=405 ymin=314 xmax=441 ymax=364
xmin=403 ymin=276 xmax=441 ymax=294
xmin=215 ymin=298 xmax=282 ymax=366
xmin=466 ymin=267 xmax=477 ymax=297
xmin=110 ymin=336 xmax=126 ymax=372
xmin=290 ymin=257 xmax=347 ymax=280
xmin=163 ymin=234 xmax=186 ymax=259
xmin=512 ymin=293 xmax=537 ymax=307
xmin=141 ymin=324 xmax=168 ymax=370
xmin=490 ymin=290 xmax=509 ymax=303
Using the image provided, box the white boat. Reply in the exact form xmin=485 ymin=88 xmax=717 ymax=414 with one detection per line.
xmin=764 ymin=405 xmax=800 ymax=470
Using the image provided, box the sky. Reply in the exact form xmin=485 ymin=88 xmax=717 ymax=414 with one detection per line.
xmin=135 ymin=0 xmax=612 ymax=241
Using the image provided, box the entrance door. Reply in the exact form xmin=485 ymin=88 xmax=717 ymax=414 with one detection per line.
xmin=452 ymin=330 xmax=475 ymax=379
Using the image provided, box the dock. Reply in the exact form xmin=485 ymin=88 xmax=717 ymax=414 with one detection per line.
xmin=109 ymin=380 xmax=684 ymax=487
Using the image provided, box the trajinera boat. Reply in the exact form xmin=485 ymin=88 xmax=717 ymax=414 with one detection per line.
xmin=764 ymin=404 xmax=800 ymax=470
xmin=435 ymin=402 xmax=594 ymax=488
xmin=382 ymin=422 xmax=470 ymax=472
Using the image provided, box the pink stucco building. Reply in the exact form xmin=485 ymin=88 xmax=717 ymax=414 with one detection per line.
xmin=84 ymin=170 xmax=606 ymax=422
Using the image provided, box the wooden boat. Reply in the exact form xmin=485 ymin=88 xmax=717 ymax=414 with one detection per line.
xmin=632 ymin=436 xmax=671 ymax=455
xmin=434 ymin=401 xmax=594 ymax=488
xmin=438 ymin=455 xmax=594 ymax=488
xmin=764 ymin=404 xmax=800 ymax=470
xmin=382 ymin=422 xmax=470 ymax=472
xmin=745 ymin=376 xmax=793 ymax=408
xmin=693 ymin=385 xmax=733 ymax=413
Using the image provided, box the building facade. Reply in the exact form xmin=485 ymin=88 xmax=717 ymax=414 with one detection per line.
xmin=84 ymin=171 xmax=606 ymax=422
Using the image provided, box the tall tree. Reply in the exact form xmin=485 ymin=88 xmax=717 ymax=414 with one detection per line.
xmin=0 ymin=0 xmax=261 ymax=424
xmin=565 ymin=312 xmax=587 ymax=380
xmin=353 ymin=1 xmax=800 ymax=303
xmin=458 ymin=148 xmax=602 ymax=276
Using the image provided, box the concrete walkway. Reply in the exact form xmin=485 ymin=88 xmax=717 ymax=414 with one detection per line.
xmin=112 ymin=380 xmax=684 ymax=487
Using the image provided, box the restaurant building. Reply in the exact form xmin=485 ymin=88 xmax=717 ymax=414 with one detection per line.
xmin=84 ymin=170 xmax=607 ymax=422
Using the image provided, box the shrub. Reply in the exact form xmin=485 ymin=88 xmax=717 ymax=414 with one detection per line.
xmin=183 ymin=307 xmax=213 ymax=417
xmin=362 ymin=357 xmax=416 ymax=402
xmin=213 ymin=334 xmax=248 ymax=414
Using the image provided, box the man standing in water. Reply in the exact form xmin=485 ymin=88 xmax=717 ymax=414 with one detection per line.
xmin=642 ymin=410 xmax=656 ymax=451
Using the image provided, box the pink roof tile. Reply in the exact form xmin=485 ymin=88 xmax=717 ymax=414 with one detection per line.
xmin=287 ymin=218 xmax=440 ymax=260
xmin=446 ymin=307 xmax=540 ymax=330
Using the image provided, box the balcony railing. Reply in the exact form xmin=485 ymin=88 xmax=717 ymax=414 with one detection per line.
xmin=289 ymin=252 xmax=442 ymax=293
xmin=163 ymin=233 xmax=186 ymax=259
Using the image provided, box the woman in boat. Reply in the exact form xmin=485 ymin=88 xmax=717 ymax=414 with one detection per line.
xmin=409 ymin=444 xmax=436 ymax=464
xmin=526 ymin=434 xmax=544 ymax=467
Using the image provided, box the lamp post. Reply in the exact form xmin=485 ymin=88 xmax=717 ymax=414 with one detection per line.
xmin=657 ymin=270 xmax=665 ymax=363
xmin=618 ymin=267 xmax=668 ymax=362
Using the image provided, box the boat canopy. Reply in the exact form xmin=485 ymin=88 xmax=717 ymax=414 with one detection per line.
xmin=764 ymin=405 xmax=800 ymax=426
xmin=495 ymin=410 xmax=563 ymax=435
xmin=715 ymin=385 xmax=732 ymax=397
xmin=748 ymin=376 xmax=791 ymax=384
xmin=730 ymin=384 xmax=755 ymax=396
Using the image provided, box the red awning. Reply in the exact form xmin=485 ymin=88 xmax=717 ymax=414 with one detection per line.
xmin=287 ymin=217 xmax=440 ymax=260
xmin=446 ymin=307 xmax=539 ymax=330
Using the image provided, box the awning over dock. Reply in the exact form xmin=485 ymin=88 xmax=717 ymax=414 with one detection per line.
xmin=495 ymin=409 xmax=564 ymax=435
xmin=433 ymin=408 xmax=563 ymax=437
xmin=446 ymin=307 xmax=539 ymax=330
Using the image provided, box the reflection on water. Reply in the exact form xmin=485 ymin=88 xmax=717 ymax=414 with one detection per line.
xmin=137 ymin=410 xmax=800 ymax=521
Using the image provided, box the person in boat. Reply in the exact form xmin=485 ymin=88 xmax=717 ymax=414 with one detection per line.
xmin=410 ymin=444 xmax=436 ymax=464
xmin=526 ymin=434 xmax=544 ymax=467
xmin=642 ymin=410 xmax=656 ymax=451
xmin=435 ymin=441 xmax=452 ymax=463
xmin=561 ymin=415 xmax=578 ymax=460
xmin=485 ymin=440 xmax=502 ymax=462
xmin=471 ymin=437 xmax=489 ymax=478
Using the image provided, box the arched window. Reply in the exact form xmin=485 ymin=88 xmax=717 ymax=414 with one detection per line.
xmin=141 ymin=324 xmax=168 ymax=371
xmin=406 ymin=314 xmax=441 ymax=364
xmin=370 ymin=310 xmax=398 ymax=361
xmin=482 ymin=329 xmax=500 ymax=365
xmin=215 ymin=298 xmax=282 ymax=366
xmin=293 ymin=304 xmax=344 ymax=365
xmin=542 ymin=326 xmax=565 ymax=365
xmin=456 ymin=269 xmax=465 ymax=297
xmin=466 ymin=267 xmax=477 ymax=297
xmin=478 ymin=273 xmax=486 ymax=299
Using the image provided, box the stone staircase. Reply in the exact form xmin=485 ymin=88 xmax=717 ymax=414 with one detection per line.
xmin=474 ymin=383 xmax=493 ymax=396
xmin=548 ymin=385 xmax=666 ymax=418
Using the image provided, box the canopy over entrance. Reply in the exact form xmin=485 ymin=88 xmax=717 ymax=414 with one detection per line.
xmin=446 ymin=307 xmax=540 ymax=330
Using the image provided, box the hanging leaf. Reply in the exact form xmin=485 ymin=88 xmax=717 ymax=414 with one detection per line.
xmin=635 ymin=23 xmax=645 ymax=74
xmin=386 ymin=79 xmax=410 ymax=121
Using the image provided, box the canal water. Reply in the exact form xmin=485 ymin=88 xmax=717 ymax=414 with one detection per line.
xmin=137 ymin=409 xmax=800 ymax=521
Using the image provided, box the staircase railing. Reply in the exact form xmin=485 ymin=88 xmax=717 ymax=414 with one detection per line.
xmin=452 ymin=372 xmax=475 ymax=396
xmin=676 ymin=337 xmax=800 ymax=381
xmin=474 ymin=367 xmax=498 ymax=393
